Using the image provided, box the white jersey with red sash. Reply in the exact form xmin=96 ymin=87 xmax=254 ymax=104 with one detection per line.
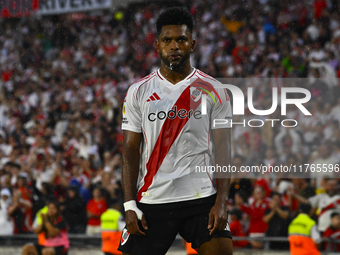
xmin=122 ymin=68 xmax=232 ymax=204
xmin=309 ymin=193 xmax=340 ymax=232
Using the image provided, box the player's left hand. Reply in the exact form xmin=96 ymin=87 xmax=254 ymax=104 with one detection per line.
xmin=208 ymin=203 xmax=228 ymax=235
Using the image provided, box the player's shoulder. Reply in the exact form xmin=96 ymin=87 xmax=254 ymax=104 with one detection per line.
xmin=195 ymin=69 xmax=220 ymax=84
xmin=128 ymin=71 xmax=157 ymax=91
xmin=195 ymin=69 xmax=229 ymax=100
xmin=125 ymin=71 xmax=157 ymax=101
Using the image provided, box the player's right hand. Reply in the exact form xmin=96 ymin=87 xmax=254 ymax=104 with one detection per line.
xmin=125 ymin=210 xmax=148 ymax=236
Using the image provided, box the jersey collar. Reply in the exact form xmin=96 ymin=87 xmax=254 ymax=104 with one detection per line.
xmin=156 ymin=67 xmax=196 ymax=86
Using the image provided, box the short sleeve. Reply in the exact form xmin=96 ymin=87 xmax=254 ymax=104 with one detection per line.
xmin=118 ymin=215 xmax=125 ymax=231
xmin=311 ymin=225 xmax=322 ymax=243
xmin=122 ymin=86 xmax=142 ymax=133
xmin=32 ymin=216 xmax=40 ymax=228
xmin=211 ymin=88 xmax=232 ymax=129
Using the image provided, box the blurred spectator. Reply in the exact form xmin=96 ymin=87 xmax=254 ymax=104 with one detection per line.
xmin=8 ymin=162 xmax=21 ymax=186
xmin=314 ymin=0 xmax=328 ymax=19
xmin=254 ymin=179 xmax=272 ymax=198
xmin=277 ymin=179 xmax=299 ymax=213
xmin=69 ymin=179 xmax=91 ymax=204
xmin=295 ymin=179 xmax=316 ymax=199
xmin=33 ymin=153 xmax=54 ymax=192
xmin=100 ymin=199 xmax=125 ymax=255
xmin=0 ymin=188 xmax=14 ymax=235
xmin=32 ymin=202 xmax=51 ymax=248
xmin=33 ymin=183 xmax=55 ymax=217
xmin=236 ymin=185 xmax=270 ymax=249
xmin=16 ymin=173 xmax=32 ymax=201
xmin=86 ymin=186 xmax=107 ymax=235
xmin=228 ymin=155 xmax=253 ymax=201
xmin=22 ymin=200 xmax=70 ymax=255
xmin=310 ymin=144 xmax=339 ymax=191
xmin=0 ymin=171 xmax=12 ymax=193
xmin=8 ymin=189 xmax=32 ymax=234
xmin=274 ymin=128 xmax=302 ymax=156
xmin=292 ymin=178 xmax=340 ymax=232
xmin=309 ymin=69 xmax=330 ymax=101
xmin=229 ymin=208 xmax=249 ymax=248
xmin=60 ymin=185 xmax=87 ymax=234
xmin=288 ymin=203 xmax=321 ymax=255
xmin=81 ymin=157 xmax=95 ymax=180
xmin=263 ymin=192 xmax=290 ymax=250
xmin=70 ymin=163 xmax=89 ymax=188
xmin=310 ymin=61 xmax=338 ymax=89
xmin=322 ymin=212 xmax=340 ymax=252
xmin=53 ymin=173 xmax=70 ymax=204
xmin=101 ymin=171 xmax=119 ymax=201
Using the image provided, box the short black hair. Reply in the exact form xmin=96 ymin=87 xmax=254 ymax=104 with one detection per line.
xmin=229 ymin=208 xmax=243 ymax=221
xmin=299 ymin=203 xmax=311 ymax=214
xmin=331 ymin=212 xmax=340 ymax=218
xmin=156 ymin=7 xmax=194 ymax=36
xmin=270 ymin=191 xmax=281 ymax=198
xmin=235 ymin=191 xmax=248 ymax=203
xmin=108 ymin=198 xmax=119 ymax=208
xmin=47 ymin=200 xmax=60 ymax=212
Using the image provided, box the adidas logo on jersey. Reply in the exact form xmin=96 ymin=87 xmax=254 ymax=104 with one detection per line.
xmin=147 ymin=92 xmax=161 ymax=102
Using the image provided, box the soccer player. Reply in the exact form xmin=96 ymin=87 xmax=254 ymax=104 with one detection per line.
xmin=118 ymin=7 xmax=233 ymax=255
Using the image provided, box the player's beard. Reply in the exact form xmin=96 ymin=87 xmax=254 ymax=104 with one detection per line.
xmin=160 ymin=51 xmax=190 ymax=72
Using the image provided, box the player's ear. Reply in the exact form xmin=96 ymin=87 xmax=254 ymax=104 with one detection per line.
xmin=155 ymin=39 xmax=160 ymax=52
xmin=190 ymin=39 xmax=196 ymax=52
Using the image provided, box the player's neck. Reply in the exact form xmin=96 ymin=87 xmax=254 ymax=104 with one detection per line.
xmin=159 ymin=62 xmax=193 ymax=85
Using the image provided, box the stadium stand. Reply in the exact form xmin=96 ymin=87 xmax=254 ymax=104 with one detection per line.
xmin=0 ymin=0 xmax=339 ymax=252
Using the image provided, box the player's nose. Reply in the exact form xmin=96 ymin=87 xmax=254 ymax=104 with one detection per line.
xmin=169 ymin=40 xmax=179 ymax=51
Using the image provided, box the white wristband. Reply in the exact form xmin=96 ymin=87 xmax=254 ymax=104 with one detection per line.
xmin=124 ymin=200 xmax=143 ymax=220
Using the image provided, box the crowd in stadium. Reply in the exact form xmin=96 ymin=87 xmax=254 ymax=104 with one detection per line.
xmin=0 ymin=0 xmax=340 ymax=251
